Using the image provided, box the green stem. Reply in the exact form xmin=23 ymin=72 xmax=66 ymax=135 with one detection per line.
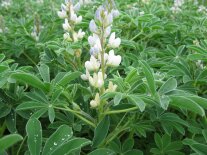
xmin=23 ymin=52 xmax=37 ymax=66
xmin=16 ymin=136 xmax=27 ymax=155
xmin=0 ymin=121 xmax=6 ymax=137
xmin=104 ymin=106 xmax=138 ymax=115
xmin=105 ymin=121 xmax=130 ymax=145
xmin=130 ymin=31 xmax=143 ymax=41
xmin=54 ymin=106 xmax=96 ymax=128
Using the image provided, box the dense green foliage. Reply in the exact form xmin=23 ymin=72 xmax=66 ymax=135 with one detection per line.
xmin=1 ymin=0 xmax=207 ymax=154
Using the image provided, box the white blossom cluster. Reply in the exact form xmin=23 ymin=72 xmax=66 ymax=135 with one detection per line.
xmin=141 ymin=0 xmax=150 ymax=5
xmin=31 ymin=25 xmax=41 ymax=41
xmin=81 ymin=1 xmax=121 ymax=108
xmin=57 ymin=0 xmax=85 ymax=42
xmin=170 ymin=0 xmax=184 ymax=14
xmin=1 ymin=0 xmax=12 ymax=8
xmin=197 ymin=5 xmax=207 ymax=14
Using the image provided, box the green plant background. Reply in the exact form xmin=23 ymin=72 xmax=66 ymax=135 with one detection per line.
xmin=1 ymin=0 xmax=207 ymax=154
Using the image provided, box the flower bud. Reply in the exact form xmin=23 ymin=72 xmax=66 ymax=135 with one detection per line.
xmin=63 ymin=32 xmax=72 ymax=41
xmin=90 ymin=93 xmax=100 ymax=108
xmin=106 ymin=81 xmax=117 ymax=93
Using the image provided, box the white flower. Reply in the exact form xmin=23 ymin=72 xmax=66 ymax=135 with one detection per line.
xmin=90 ymin=93 xmax=100 ymax=108
xmin=81 ymin=69 xmax=90 ymax=81
xmin=79 ymin=0 xmax=92 ymax=5
xmin=108 ymin=32 xmax=121 ymax=48
xmin=63 ymin=19 xmax=71 ymax=31
xmin=112 ymin=9 xmax=120 ymax=18
xmin=85 ymin=56 xmax=100 ymax=72
xmin=90 ymin=44 xmax=102 ymax=56
xmin=74 ymin=3 xmax=81 ymax=12
xmin=106 ymin=81 xmax=117 ymax=93
xmin=89 ymin=20 xmax=98 ymax=33
xmin=63 ymin=32 xmax=72 ymax=41
xmin=31 ymin=31 xmax=39 ymax=41
xmin=77 ymin=29 xmax=85 ymax=39
xmin=57 ymin=10 xmax=67 ymax=19
xmin=198 ymin=5 xmax=206 ymax=12
xmin=170 ymin=6 xmax=181 ymax=14
xmin=70 ymin=11 xmax=82 ymax=24
xmin=88 ymin=34 xmax=100 ymax=46
xmin=61 ymin=3 xmax=68 ymax=11
xmin=95 ymin=6 xmax=113 ymax=27
xmin=140 ymin=11 xmax=145 ymax=15
xmin=88 ymin=34 xmax=102 ymax=55
xmin=89 ymin=72 xmax=104 ymax=88
xmin=106 ymin=50 xmax=121 ymax=67
xmin=105 ymin=13 xmax=113 ymax=26
xmin=142 ymin=0 xmax=150 ymax=4
xmin=174 ymin=0 xmax=184 ymax=7
xmin=104 ymin=26 xmax=111 ymax=38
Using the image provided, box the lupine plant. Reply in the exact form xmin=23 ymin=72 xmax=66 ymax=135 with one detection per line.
xmin=2 ymin=0 xmax=207 ymax=154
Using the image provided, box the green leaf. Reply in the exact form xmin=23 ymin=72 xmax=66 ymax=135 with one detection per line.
xmin=202 ymin=129 xmax=207 ymax=143
xmin=122 ymin=138 xmax=134 ymax=152
xmin=42 ymin=125 xmax=73 ymax=155
xmin=38 ymin=64 xmax=50 ymax=83
xmin=26 ymin=118 xmax=42 ymax=155
xmin=48 ymin=106 xmax=55 ymax=123
xmin=93 ymin=116 xmax=110 ymax=147
xmin=0 ymin=54 xmax=5 ymax=62
xmin=140 ymin=60 xmax=156 ymax=96
xmin=50 ymin=138 xmax=91 ymax=155
xmin=127 ymin=95 xmax=145 ymax=112
xmin=11 ymin=73 xmax=47 ymax=92
xmin=170 ymin=96 xmax=205 ymax=116
xmin=154 ymin=133 xmax=163 ymax=149
xmin=57 ymin=72 xmax=81 ymax=86
xmin=88 ymin=148 xmax=115 ymax=155
xmin=187 ymin=45 xmax=206 ymax=54
xmin=191 ymin=143 xmax=207 ymax=155
xmin=114 ymin=93 xmax=123 ymax=106
xmin=160 ymin=96 xmax=170 ymax=110
xmin=159 ymin=78 xmax=177 ymax=94
xmin=16 ymin=102 xmax=47 ymax=111
xmin=124 ymin=149 xmax=143 ymax=155
xmin=0 ymin=134 xmax=23 ymax=151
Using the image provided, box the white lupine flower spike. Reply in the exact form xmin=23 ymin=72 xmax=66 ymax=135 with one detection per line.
xmin=58 ymin=0 xmax=85 ymax=42
xmin=81 ymin=1 xmax=121 ymax=108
